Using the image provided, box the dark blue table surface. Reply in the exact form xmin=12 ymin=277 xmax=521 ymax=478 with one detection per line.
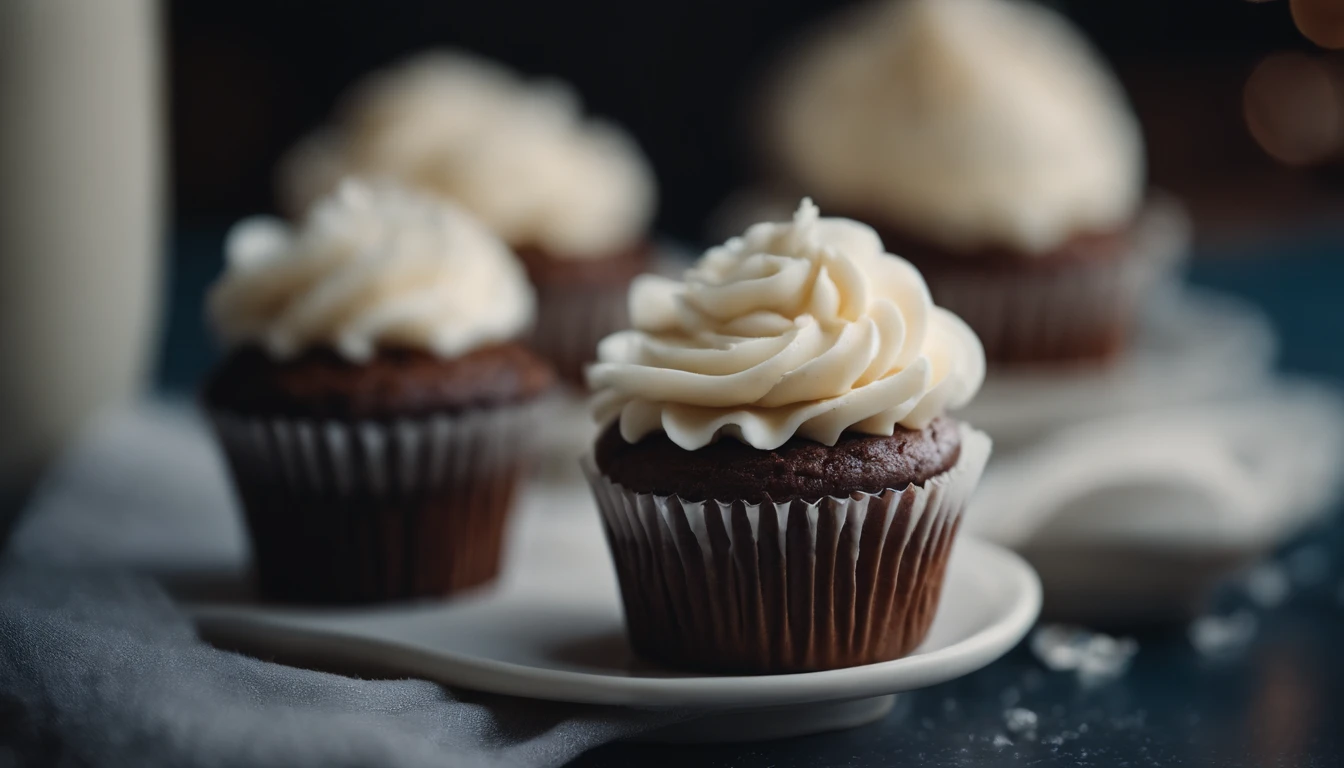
xmin=160 ymin=229 xmax=1344 ymax=768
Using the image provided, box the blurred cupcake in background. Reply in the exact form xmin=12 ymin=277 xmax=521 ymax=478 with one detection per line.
xmin=584 ymin=199 xmax=990 ymax=673
xmin=203 ymin=181 xmax=556 ymax=604
xmin=764 ymin=0 xmax=1188 ymax=365
xmin=279 ymin=51 xmax=658 ymax=383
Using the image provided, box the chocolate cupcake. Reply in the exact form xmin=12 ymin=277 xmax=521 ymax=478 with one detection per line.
xmin=203 ymin=181 xmax=555 ymax=604
xmin=514 ymin=243 xmax=651 ymax=384
xmin=278 ymin=51 xmax=658 ymax=384
xmin=584 ymin=200 xmax=991 ymax=673
xmin=765 ymin=0 xmax=1187 ymax=365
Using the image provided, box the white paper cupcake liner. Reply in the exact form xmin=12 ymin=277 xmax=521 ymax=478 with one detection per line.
xmin=208 ymin=401 xmax=545 ymax=604
xmin=926 ymin=197 xmax=1190 ymax=365
xmin=582 ymin=424 xmax=992 ymax=673
xmin=529 ymin=282 xmax=631 ymax=385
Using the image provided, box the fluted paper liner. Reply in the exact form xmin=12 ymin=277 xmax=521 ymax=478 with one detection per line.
xmin=530 ymin=282 xmax=630 ymax=385
xmin=583 ymin=424 xmax=992 ymax=674
xmin=209 ymin=402 xmax=543 ymax=604
xmin=925 ymin=198 xmax=1189 ymax=364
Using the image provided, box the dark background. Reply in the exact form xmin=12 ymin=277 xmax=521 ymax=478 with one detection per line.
xmin=169 ymin=0 xmax=1334 ymax=245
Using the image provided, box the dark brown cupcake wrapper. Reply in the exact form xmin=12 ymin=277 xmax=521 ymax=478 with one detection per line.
xmin=583 ymin=424 xmax=992 ymax=674
xmin=209 ymin=402 xmax=544 ymax=604
xmin=925 ymin=198 xmax=1189 ymax=365
xmin=530 ymin=282 xmax=631 ymax=385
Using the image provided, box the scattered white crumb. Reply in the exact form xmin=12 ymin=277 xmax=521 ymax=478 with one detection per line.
xmin=1042 ymin=728 xmax=1082 ymax=746
xmin=1243 ymin=562 xmax=1290 ymax=608
xmin=1031 ymin=624 xmax=1138 ymax=686
xmin=1287 ymin=546 xmax=1331 ymax=586
xmin=1004 ymin=707 xmax=1038 ymax=739
xmin=993 ymin=734 xmax=1013 ymax=748
xmin=1189 ymin=610 xmax=1258 ymax=657
xmin=1111 ymin=710 xmax=1148 ymax=730
xmin=1078 ymin=723 xmax=1090 ymax=733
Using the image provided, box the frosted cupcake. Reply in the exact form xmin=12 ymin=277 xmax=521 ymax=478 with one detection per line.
xmin=280 ymin=52 xmax=658 ymax=383
xmin=203 ymin=181 xmax=555 ymax=604
xmin=766 ymin=0 xmax=1187 ymax=364
xmin=584 ymin=200 xmax=991 ymax=673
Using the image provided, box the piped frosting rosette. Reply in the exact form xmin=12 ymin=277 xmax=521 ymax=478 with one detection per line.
xmin=769 ymin=0 xmax=1144 ymax=255
xmin=279 ymin=51 xmax=656 ymax=260
xmin=209 ymin=180 xmax=535 ymax=362
xmin=588 ymin=199 xmax=985 ymax=450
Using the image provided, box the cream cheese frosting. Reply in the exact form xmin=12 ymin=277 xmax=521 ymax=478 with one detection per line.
xmin=208 ymin=180 xmax=535 ymax=361
xmin=587 ymin=199 xmax=985 ymax=451
xmin=770 ymin=0 xmax=1145 ymax=255
xmin=279 ymin=51 xmax=656 ymax=259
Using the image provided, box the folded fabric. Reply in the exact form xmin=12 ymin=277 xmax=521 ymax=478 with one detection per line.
xmin=0 ymin=562 xmax=674 ymax=768
xmin=965 ymin=380 xmax=1344 ymax=551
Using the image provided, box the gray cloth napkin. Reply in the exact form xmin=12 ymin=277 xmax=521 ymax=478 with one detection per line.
xmin=0 ymin=562 xmax=671 ymax=768
xmin=0 ymin=403 xmax=677 ymax=767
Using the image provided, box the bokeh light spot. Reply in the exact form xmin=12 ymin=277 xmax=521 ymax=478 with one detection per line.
xmin=1291 ymin=0 xmax=1344 ymax=50
xmin=1244 ymin=51 xmax=1344 ymax=166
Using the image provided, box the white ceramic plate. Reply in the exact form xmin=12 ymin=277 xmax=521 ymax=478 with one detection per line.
xmin=195 ymin=537 xmax=1037 ymax=709
xmin=192 ymin=475 xmax=1040 ymax=717
xmin=960 ymin=288 xmax=1276 ymax=448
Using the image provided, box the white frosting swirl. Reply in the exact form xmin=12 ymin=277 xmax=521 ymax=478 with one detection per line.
xmin=279 ymin=51 xmax=656 ymax=259
xmin=587 ymin=200 xmax=985 ymax=450
xmin=770 ymin=0 xmax=1144 ymax=255
xmin=208 ymin=181 xmax=535 ymax=361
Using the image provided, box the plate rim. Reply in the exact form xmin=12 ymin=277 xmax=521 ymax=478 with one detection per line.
xmin=192 ymin=537 xmax=1041 ymax=708
xmin=963 ymin=287 xmax=1276 ymax=440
